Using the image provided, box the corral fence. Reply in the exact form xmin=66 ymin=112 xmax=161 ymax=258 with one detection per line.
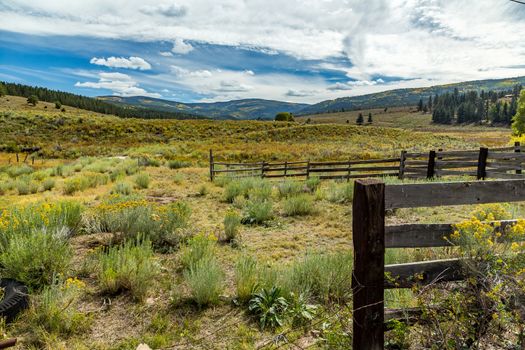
xmin=352 ymin=178 xmax=525 ymax=349
xmin=209 ymin=142 xmax=525 ymax=182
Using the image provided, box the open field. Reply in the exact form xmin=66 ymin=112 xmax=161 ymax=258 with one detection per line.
xmin=0 ymin=96 xmax=523 ymax=349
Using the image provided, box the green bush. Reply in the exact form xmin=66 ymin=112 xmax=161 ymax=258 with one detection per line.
xmin=167 ymin=160 xmax=191 ymax=169
xmin=326 ymin=182 xmax=354 ymax=203
xmin=305 ymin=177 xmax=321 ymax=192
xmin=235 ymin=255 xmax=259 ymax=303
xmin=242 ymin=199 xmax=273 ymax=225
xmin=223 ymin=178 xmax=271 ymax=203
xmin=6 ymin=164 xmax=33 ymax=178
xmin=112 ymin=182 xmax=133 ymax=195
xmin=180 ymin=234 xmax=217 ymax=269
xmin=184 ymin=257 xmax=224 ymax=307
xmin=0 ymin=228 xmax=72 ymax=289
xmin=97 ymin=237 xmax=158 ymax=301
xmin=63 ymin=173 xmax=109 ymax=195
xmin=42 ymin=178 xmax=56 ymax=191
xmin=249 ymin=287 xmax=289 ymax=329
xmin=134 ymin=173 xmax=150 ymax=189
xmin=277 ymin=180 xmax=303 ymax=198
xmin=223 ymin=209 xmax=241 ymax=242
xmin=282 ymin=194 xmax=315 ymax=216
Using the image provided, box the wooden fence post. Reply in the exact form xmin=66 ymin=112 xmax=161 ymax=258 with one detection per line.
xmin=347 ymin=158 xmax=352 ymax=182
xmin=398 ymin=151 xmax=407 ymax=179
xmin=515 ymin=141 xmax=521 ymax=175
xmin=284 ymin=161 xmax=288 ymax=177
xmin=209 ymin=149 xmax=214 ymax=182
xmin=261 ymin=161 xmax=266 ymax=178
xmin=477 ymin=147 xmax=489 ymax=180
xmin=427 ymin=150 xmax=436 ymax=179
xmin=352 ymin=179 xmax=385 ymax=350
xmin=306 ymin=160 xmax=310 ymax=179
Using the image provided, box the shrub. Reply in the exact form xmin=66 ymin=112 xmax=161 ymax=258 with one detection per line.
xmin=184 ymin=257 xmax=224 ymax=307
xmin=63 ymin=173 xmax=109 ymax=195
xmin=242 ymin=199 xmax=273 ymax=225
xmin=134 ymin=173 xmax=150 ymax=189
xmin=277 ymin=180 xmax=303 ymax=198
xmin=6 ymin=164 xmax=33 ymax=178
xmin=0 ymin=228 xmax=72 ymax=289
xmin=198 ymin=184 xmax=208 ymax=196
xmin=42 ymin=178 xmax=56 ymax=191
xmin=86 ymin=199 xmax=191 ymax=250
xmin=112 ymin=182 xmax=133 ymax=195
xmin=305 ymin=177 xmax=321 ymax=192
xmin=180 ymin=234 xmax=217 ymax=269
xmin=223 ymin=209 xmax=241 ymax=242
xmin=249 ymin=287 xmax=289 ymax=329
xmin=235 ymin=255 xmax=259 ymax=303
xmin=282 ymin=194 xmax=315 ymax=216
xmin=141 ymin=157 xmax=162 ymax=167
xmin=223 ymin=178 xmax=271 ymax=203
xmin=167 ymin=160 xmax=191 ymax=169
xmin=15 ymin=178 xmax=31 ymax=195
xmin=274 ymin=112 xmax=295 ymax=122
xmin=28 ymin=278 xmax=90 ymax=336
xmin=325 ymin=182 xmax=354 ymax=203
xmin=97 ymin=237 xmax=158 ymax=301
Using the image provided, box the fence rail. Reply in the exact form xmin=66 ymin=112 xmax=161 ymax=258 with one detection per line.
xmin=209 ymin=142 xmax=525 ymax=182
xmin=352 ymin=178 xmax=525 ymax=349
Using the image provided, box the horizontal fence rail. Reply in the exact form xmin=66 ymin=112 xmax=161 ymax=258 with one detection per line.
xmin=210 ymin=142 xmax=525 ymax=182
xmin=352 ymin=178 xmax=525 ymax=349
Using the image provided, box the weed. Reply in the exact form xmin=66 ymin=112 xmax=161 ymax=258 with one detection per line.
xmin=235 ymin=255 xmax=259 ymax=303
xmin=112 ymin=182 xmax=133 ymax=195
xmin=168 ymin=160 xmax=191 ymax=169
xmin=184 ymin=257 xmax=224 ymax=307
xmin=42 ymin=177 xmax=56 ymax=191
xmin=325 ymin=182 xmax=354 ymax=203
xmin=180 ymin=233 xmax=217 ymax=269
xmin=282 ymin=194 xmax=315 ymax=216
xmin=223 ymin=209 xmax=241 ymax=242
xmin=134 ymin=173 xmax=150 ymax=189
xmin=249 ymin=287 xmax=289 ymax=329
xmin=242 ymin=199 xmax=273 ymax=225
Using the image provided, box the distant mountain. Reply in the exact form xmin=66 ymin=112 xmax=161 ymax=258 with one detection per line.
xmin=99 ymin=96 xmax=310 ymax=120
xmin=299 ymin=76 xmax=525 ymax=115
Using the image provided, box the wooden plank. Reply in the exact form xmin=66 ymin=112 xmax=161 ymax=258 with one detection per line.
xmin=310 ymin=158 xmax=399 ymax=166
xmin=487 ymin=152 xmax=525 ymax=160
xmin=310 ymin=167 xmax=356 ymax=173
xmin=385 ymin=179 xmax=525 ymax=209
xmin=352 ymin=166 xmax=401 ymax=172
xmin=385 ymin=220 xmax=520 ymax=248
xmin=436 ymin=150 xmax=479 ymax=157
xmin=349 ymin=172 xmax=398 ymax=178
xmin=262 ymin=172 xmax=307 ymax=178
xmin=352 ymin=179 xmax=385 ymax=350
xmin=384 ymin=259 xmax=464 ymax=289
xmin=213 ymin=167 xmax=263 ymax=173
xmin=435 ymin=161 xmax=479 ymax=169
xmin=404 ymin=160 xmax=429 ymax=166
xmin=405 ymin=152 xmax=426 ymax=157
xmin=266 ymin=161 xmax=308 ymax=166
xmin=213 ymin=162 xmax=264 ymax=166
xmin=263 ymin=166 xmax=308 ymax=171
xmin=434 ymin=170 xmax=477 ymax=176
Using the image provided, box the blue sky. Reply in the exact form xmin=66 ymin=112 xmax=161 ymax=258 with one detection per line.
xmin=1 ymin=0 xmax=525 ymax=104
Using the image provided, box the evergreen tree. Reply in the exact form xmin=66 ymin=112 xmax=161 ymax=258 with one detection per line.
xmin=367 ymin=112 xmax=373 ymax=124
xmin=55 ymin=101 xmax=62 ymax=109
xmin=27 ymin=95 xmax=38 ymax=106
xmin=457 ymin=103 xmax=466 ymax=124
xmin=512 ymin=90 xmax=525 ymax=136
xmin=427 ymin=95 xmax=432 ymax=111
xmin=0 ymin=83 xmax=6 ymax=97
xmin=417 ymin=98 xmax=423 ymax=112
xmin=356 ymin=113 xmax=364 ymax=125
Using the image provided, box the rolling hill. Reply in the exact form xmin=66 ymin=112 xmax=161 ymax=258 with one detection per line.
xmin=299 ymin=76 xmax=525 ymax=115
xmin=99 ymin=96 xmax=309 ymax=120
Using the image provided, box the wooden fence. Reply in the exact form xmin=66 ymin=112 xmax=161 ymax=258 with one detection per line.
xmin=352 ymin=178 xmax=525 ymax=349
xmin=209 ymin=142 xmax=525 ymax=181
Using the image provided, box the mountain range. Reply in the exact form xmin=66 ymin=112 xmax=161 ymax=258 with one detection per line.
xmin=99 ymin=76 xmax=525 ymax=120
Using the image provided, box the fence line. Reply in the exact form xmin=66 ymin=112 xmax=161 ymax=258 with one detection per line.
xmin=210 ymin=142 xmax=525 ymax=182
xmin=352 ymin=178 xmax=525 ymax=349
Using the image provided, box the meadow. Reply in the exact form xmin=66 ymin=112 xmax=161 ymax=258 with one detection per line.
xmin=0 ymin=96 xmax=523 ymax=349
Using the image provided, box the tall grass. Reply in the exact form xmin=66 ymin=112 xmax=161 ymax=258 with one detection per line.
xmin=235 ymin=255 xmax=259 ymax=303
xmin=112 ymin=182 xmax=133 ymax=195
xmin=184 ymin=257 xmax=224 ymax=307
xmin=325 ymin=182 xmax=354 ymax=203
xmin=223 ymin=209 xmax=241 ymax=242
xmin=242 ymin=198 xmax=273 ymax=225
xmin=282 ymin=194 xmax=315 ymax=216
xmin=134 ymin=173 xmax=150 ymax=189
xmin=277 ymin=180 xmax=303 ymax=198
xmin=63 ymin=172 xmax=109 ymax=195
xmin=180 ymin=234 xmax=216 ymax=269
xmin=223 ymin=178 xmax=271 ymax=203
xmin=97 ymin=237 xmax=158 ymax=301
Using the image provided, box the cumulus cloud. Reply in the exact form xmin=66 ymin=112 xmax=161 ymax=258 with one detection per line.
xmin=170 ymin=65 xmax=212 ymax=78
xmin=171 ymin=38 xmax=193 ymax=54
xmin=243 ymin=70 xmax=255 ymax=76
xmin=139 ymin=3 xmax=187 ymax=17
xmin=285 ymin=89 xmax=318 ymax=97
xmin=89 ymin=56 xmax=151 ymax=70
xmin=159 ymin=51 xmax=173 ymax=57
xmin=217 ymin=80 xmax=252 ymax=92
xmin=75 ymin=72 xmax=160 ymax=97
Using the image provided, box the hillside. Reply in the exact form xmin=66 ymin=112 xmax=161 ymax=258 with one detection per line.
xmin=299 ymin=76 xmax=525 ymax=115
xmin=100 ymin=96 xmax=309 ymax=120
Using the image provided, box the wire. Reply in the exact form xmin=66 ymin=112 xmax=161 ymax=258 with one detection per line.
xmin=510 ymin=0 xmax=525 ymax=5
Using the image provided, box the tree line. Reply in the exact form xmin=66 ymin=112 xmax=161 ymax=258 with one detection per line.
xmin=420 ymin=84 xmax=522 ymax=125
xmin=0 ymin=81 xmax=204 ymax=120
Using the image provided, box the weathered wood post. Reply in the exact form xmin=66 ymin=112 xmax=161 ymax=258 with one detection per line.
xmin=209 ymin=149 xmax=214 ymax=182
xmin=352 ymin=179 xmax=385 ymax=350
xmin=261 ymin=161 xmax=266 ymax=178
xmin=284 ymin=161 xmax=288 ymax=177
xmin=347 ymin=158 xmax=352 ymax=182
xmin=306 ymin=160 xmax=310 ymax=179
xmin=514 ymin=141 xmax=521 ymax=174
xmin=398 ymin=151 xmax=407 ymax=179
xmin=427 ymin=150 xmax=436 ymax=179
xmin=477 ymin=147 xmax=488 ymax=180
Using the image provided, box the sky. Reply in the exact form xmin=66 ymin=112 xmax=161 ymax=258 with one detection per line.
xmin=1 ymin=0 xmax=525 ymax=104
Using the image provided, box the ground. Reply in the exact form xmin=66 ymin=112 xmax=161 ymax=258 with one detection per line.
xmin=0 ymin=96 xmax=522 ymax=349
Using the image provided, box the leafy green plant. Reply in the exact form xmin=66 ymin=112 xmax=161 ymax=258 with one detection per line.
xmin=282 ymin=194 xmax=315 ymax=216
xmin=97 ymin=237 xmax=158 ymax=301
xmin=180 ymin=233 xmax=217 ymax=269
xmin=287 ymin=293 xmax=317 ymax=326
xmin=249 ymin=287 xmax=289 ymax=329
xmin=242 ymin=199 xmax=273 ymax=225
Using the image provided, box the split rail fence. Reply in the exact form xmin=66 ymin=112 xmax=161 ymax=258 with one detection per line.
xmin=352 ymin=178 xmax=525 ymax=349
xmin=210 ymin=142 xmax=525 ymax=182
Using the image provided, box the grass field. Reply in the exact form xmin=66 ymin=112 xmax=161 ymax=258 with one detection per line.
xmin=0 ymin=96 xmax=522 ymax=349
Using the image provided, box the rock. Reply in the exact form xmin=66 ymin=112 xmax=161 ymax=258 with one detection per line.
xmin=136 ymin=344 xmax=152 ymax=350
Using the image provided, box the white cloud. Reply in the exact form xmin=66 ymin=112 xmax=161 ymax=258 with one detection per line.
xmin=243 ymin=70 xmax=255 ymax=76
xmin=171 ymin=38 xmax=193 ymax=55
xmin=75 ymin=72 xmax=161 ymax=97
xmin=89 ymin=56 xmax=151 ymax=70
xmin=218 ymin=80 xmax=252 ymax=92
xmin=327 ymin=79 xmax=384 ymax=91
xmin=140 ymin=3 xmax=187 ymax=17
xmin=159 ymin=51 xmax=173 ymax=57
xmin=170 ymin=65 xmax=212 ymax=78
xmin=285 ymin=89 xmax=318 ymax=97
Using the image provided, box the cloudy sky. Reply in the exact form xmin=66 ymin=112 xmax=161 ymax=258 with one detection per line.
xmin=1 ymin=0 xmax=525 ymax=104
